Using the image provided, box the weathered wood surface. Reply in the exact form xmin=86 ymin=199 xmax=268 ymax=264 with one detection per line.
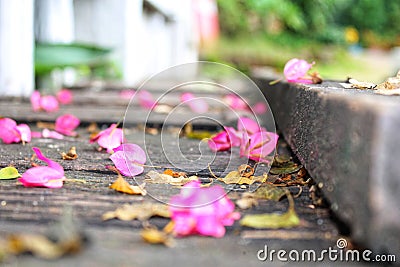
xmin=0 ymin=91 xmax=343 ymax=266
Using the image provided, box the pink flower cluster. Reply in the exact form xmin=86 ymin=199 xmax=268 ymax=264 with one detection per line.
xmin=208 ymin=117 xmax=278 ymax=163
xmin=169 ymin=181 xmax=240 ymax=238
xmin=19 ymin=147 xmax=65 ymax=188
xmin=30 ymin=89 xmax=73 ymax=113
xmin=0 ymin=118 xmax=31 ymax=144
xmin=283 ymin=58 xmax=315 ymax=84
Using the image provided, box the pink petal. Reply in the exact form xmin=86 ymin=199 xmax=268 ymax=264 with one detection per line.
xmin=242 ymin=131 xmax=279 ymax=163
xmin=19 ymin=166 xmax=64 ymax=188
xmin=287 ymin=78 xmax=314 ymax=84
xmin=42 ymin=129 xmax=64 ymax=139
xmin=208 ymin=131 xmax=231 ymax=152
xmin=19 ymin=147 xmax=64 ymax=188
xmin=284 ymin=58 xmax=314 ymax=81
xmin=110 ymin=144 xmax=146 ymax=176
xmin=56 ymin=89 xmax=73 ymax=105
xmin=32 ymin=147 xmax=64 ymax=175
xmin=196 ymin=215 xmax=226 ymax=237
xmin=15 ymin=124 xmax=31 ymax=143
xmin=0 ymin=118 xmax=20 ymax=144
xmin=55 ymin=114 xmax=80 ymax=136
xmin=98 ymin=129 xmax=123 ymax=154
xmin=40 ymin=95 xmax=59 ymax=112
xmin=30 ymin=91 xmax=41 ymax=111
xmin=224 ymin=126 xmax=241 ymax=147
xmin=169 ymin=181 xmax=239 ymax=237
xmin=223 ymin=94 xmax=248 ymax=110
xmin=180 ymin=92 xmax=209 ymax=114
xmin=119 ymin=89 xmax=136 ymax=99
xmin=31 ymin=131 xmax=42 ymax=138
xmin=253 ymin=102 xmax=267 ymax=115
xmin=237 ymin=117 xmax=261 ymax=135
xmin=90 ymin=124 xmax=123 ymax=153
xmin=138 ymin=90 xmax=156 ymax=110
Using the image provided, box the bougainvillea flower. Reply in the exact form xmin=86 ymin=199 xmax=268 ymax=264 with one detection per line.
xmin=240 ymin=131 xmax=279 ymax=163
xmin=55 ymin=114 xmax=80 ymax=136
xmin=90 ymin=124 xmax=123 ymax=153
xmin=30 ymin=91 xmax=41 ymax=111
xmin=253 ymin=102 xmax=267 ymax=115
xmin=180 ymin=92 xmax=209 ymax=114
xmin=56 ymin=89 xmax=73 ymax=105
xmin=119 ymin=89 xmax=136 ymax=100
xmin=237 ymin=117 xmax=264 ymax=135
xmin=30 ymin=91 xmax=60 ymax=112
xmin=40 ymin=95 xmax=59 ymax=112
xmin=42 ymin=129 xmax=64 ymax=139
xmin=283 ymin=58 xmax=314 ymax=84
xmin=223 ymin=94 xmax=248 ymax=111
xmin=110 ymin=143 xmax=146 ymax=176
xmin=19 ymin=147 xmax=65 ymax=188
xmin=138 ymin=90 xmax=157 ymax=110
xmin=0 ymin=118 xmax=20 ymax=144
xmin=169 ymin=181 xmax=240 ymax=238
xmin=0 ymin=118 xmax=31 ymax=144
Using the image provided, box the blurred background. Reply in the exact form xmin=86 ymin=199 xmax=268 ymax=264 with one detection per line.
xmin=0 ymin=0 xmax=399 ymax=96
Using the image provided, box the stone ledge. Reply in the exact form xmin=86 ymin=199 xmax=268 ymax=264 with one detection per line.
xmin=253 ymin=74 xmax=400 ymax=257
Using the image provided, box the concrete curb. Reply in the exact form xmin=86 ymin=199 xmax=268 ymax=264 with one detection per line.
xmin=253 ymin=75 xmax=400 ymax=258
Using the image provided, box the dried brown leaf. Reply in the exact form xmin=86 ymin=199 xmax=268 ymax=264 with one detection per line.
xmin=140 ymin=227 xmax=175 ymax=247
xmin=110 ymin=174 xmax=147 ymax=195
xmin=145 ymin=170 xmax=198 ymax=186
xmin=61 ymin=146 xmax=78 ymax=160
xmin=218 ymin=171 xmax=267 ymax=185
xmin=102 ymin=202 xmax=170 ymax=221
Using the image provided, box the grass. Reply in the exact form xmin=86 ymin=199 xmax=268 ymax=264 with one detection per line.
xmin=200 ymin=33 xmax=393 ymax=83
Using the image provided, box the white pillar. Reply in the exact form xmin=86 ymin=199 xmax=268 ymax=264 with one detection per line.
xmin=35 ymin=0 xmax=74 ymax=43
xmin=0 ymin=0 xmax=34 ymax=97
xmin=123 ymin=0 xmax=146 ymax=85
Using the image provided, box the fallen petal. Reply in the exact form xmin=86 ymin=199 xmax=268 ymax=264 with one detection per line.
xmin=138 ymin=90 xmax=156 ymax=110
xmin=0 ymin=118 xmax=20 ymax=144
xmin=40 ymin=95 xmax=59 ymax=112
xmin=181 ymin=92 xmax=209 ymax=113
xmin=42 ymin=129 xmax=64 ymax=140
xmin=15 ymin=124 xmax=32 ymax=143
xmin=30 ymin=91 xmax=42 ymax=111
xmin=110 ymin=143 xmax=146 ymax=176
xmin=55 ymin=114 xmax=80 ymax=136
xmin=56 ymin=89 xmax=73 ymax=105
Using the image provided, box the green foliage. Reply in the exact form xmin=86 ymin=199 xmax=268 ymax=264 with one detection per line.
xmin=216 ymin=0 xmax=399 ymax=47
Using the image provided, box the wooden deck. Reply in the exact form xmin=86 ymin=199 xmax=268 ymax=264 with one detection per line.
xmin=0 ymin=89 xmax=344 ymax=266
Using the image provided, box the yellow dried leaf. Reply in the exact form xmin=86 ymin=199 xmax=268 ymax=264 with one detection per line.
xmin=8 ymin=234 xmax=64 ymax=260
xmin=110 ymin=174 xmax=146 ymax=195
xmin=218 ymin=171 xmax=267 ymax=185
xmin=145 ymin=170 xmax=198 ymax=186
xmin=102 ymin=202 xmax=170 ymax=221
